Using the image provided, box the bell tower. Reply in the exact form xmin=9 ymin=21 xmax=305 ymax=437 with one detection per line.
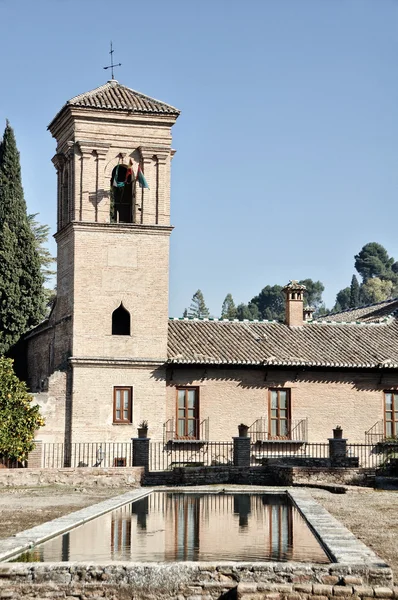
xmin=47 ymin=80 xmax=180 ymax=442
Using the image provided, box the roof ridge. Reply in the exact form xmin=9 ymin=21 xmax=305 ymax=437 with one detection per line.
xmin=168 ymin=316 xmax=279 ymax=323
xmin=67 ymin=80 xmax=180 ymax=113
xmin=321 ymin=296 xmax=398 ymax=320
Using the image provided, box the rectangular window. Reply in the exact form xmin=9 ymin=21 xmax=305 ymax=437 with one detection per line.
xmin=269 ymin=389 xmax=291 ymax=439
xmin=176 ymin=387 xmax=199 ymax=439
xmin=113 ymin=387 xmax=132 ymax=424
xmin=384 ymin=392 xmax=398 ymax=438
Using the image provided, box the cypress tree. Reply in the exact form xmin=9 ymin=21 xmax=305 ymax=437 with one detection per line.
xmin=349 ymin=274 xmax=360 ymax=308
xmin=0 ymin=121 xmax=45 ymax=354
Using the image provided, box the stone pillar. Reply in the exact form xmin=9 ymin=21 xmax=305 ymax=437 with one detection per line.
xmin=27 ymin=441 xmax=43 ymax=469
xmin=132 ymin=437 xmax=150 ymax=472
xmin=233 ymin=436 xmax=251 ymax=467
xmin=329 ymin=437 xmax=347 ymax=466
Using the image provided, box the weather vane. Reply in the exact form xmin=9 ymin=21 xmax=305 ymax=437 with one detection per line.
xmin=103 ymin=41 xmax=121 ymax=80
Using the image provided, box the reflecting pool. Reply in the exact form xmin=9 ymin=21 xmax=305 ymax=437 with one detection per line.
xmin=14 ymin=492 xmax=329 ymax=563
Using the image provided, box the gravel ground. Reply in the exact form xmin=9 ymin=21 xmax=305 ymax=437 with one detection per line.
xmin=310 ymin=487 xmax=398 ymax=578
xmin=0 ymin=485 xmax=397 ymax=580
xmin=0 ymin=486 xmax=131 ymax=540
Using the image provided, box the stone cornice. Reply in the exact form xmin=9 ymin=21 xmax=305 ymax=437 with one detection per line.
xmin=69 ymin=357 xmax=166 ymax=368
xmin=54 ymin=221 xmax=173 ymax=241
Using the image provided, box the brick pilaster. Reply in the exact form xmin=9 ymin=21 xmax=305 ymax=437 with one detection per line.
xmin=233 ymin=436 xmax=251 ymax=467
xmin=132 ymin=438 xmax=150 ymax=472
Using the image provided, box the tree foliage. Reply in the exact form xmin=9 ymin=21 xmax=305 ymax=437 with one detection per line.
xmin=360 ymin=278 xmax=394 ymax=305
xmin=349 ymin=275 xmax=360 ymax=308
xmin=188 ymin=290 xmax=210 ymax=318
xmin=249 ymin=285 xmax=285 ymax=321
xmin=28 ymin=213 xmax=56 ymax=311
xmin=236 ymin=302 xmax=260 ymax=321
xmin=0 ymin=122 xmax=45 ymax=354
xmin=354 ymin=242 xmax=395 ymax=282
xmin=299 ymin=279 xmax=325 ymax=310
xmin=0 ymin=357 xmax=45 ymax=462
xmin=27 ymin=214 xmax=56 ymax=283
xmin=334 ymin=287 xmax=351 ymax=312
xmin=221 ymin=293 xmax=237 ymax=319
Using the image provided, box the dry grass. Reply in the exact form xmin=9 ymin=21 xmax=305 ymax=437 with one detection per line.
xmin=0 ymin=486 xmax=130 ymax=539
xmin=310 ymin=488 xmax=398 ymax=578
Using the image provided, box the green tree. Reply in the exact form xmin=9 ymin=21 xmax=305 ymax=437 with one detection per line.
xmin=334 ymin=287 xmax=351 ymax=312
xmin=221 ymin=293 xmax=237 ymax=319
xmin=349 ymin=274 xmax=360 ymax=308
xmin=28 ymin=213 xmax=56 ymax=310
xmin=0 ymin=122 xmax=45 ymax=354
xmin=299 ymin=279 xmax=325 ymax=310
xmin=27 ymin=214 xmax=56 ymax=283
xmin=188 ymin=290 xmax=210 ymax=318
xmin=0 ymin=357 xmax=45 ymax=462
xmin=354 ymin=242 xmax=395 ymax=282
xmin=249 ymin=285 xmax=285 ymax=321
xmin=360 ymin=278 xmax=394 ymax=305
xmin=236 ymin=302 xmax=260 ymax=320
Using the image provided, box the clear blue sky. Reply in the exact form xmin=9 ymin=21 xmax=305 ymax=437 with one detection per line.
xmin=0 ymin=0 xmax=397 ymax=315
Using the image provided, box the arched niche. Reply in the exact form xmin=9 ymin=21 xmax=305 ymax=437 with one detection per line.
xmin=112 ymin=303 xmax=131 ymax=336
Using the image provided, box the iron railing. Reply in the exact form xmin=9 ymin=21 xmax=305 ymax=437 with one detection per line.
xmin=365 ymin=421 xmax=384 ymax=445
xmin=347 ymin=442 xmax=398 ymax=470
xmin=41 ymin=442 xmax=133 ymax=468
xmin=163 ymin=417 xmax=210 ymax=443
xmin=249 ymin=418 xmax=308 ymax=443
xmin=149 ymin=441 xmax=233 ymax=471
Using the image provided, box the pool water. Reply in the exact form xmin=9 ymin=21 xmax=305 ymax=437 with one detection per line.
xmin=14 ymin=492 xmax=329 ymax=563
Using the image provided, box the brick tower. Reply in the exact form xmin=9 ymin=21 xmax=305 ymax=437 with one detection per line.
xmin=30 ymin=80 xmax=179 ymax=446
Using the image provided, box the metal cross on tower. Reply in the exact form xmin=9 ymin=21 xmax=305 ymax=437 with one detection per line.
xmin=103 ymin=41 xmax=122 ymax=80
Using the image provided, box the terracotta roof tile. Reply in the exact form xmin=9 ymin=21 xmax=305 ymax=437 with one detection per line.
xmin=319 ymin=298 xmax=398 ymax=323
xmin=67 ymin=80 xmax=180 ymax=114
xmin=167 ymin=317 xmax=398 ymax=369
xmin=49 ymin=80 xmax=180 ymax=127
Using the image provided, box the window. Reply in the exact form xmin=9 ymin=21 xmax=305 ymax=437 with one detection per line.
xmin=112 ymin=304 xmax=130 ymax=335
xmin=113 ymin=387 xmax=132 ymax=424
xmin=269 ymin=389 xmax=291 ymax=439
xmin=176 ymin=388 xmax=199 ymax=439
xmin=384 ymin=392 xmax=398 ymax=438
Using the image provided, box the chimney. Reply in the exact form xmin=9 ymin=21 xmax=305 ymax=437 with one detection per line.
xmin=282 ymin=280 xmax=306 ymax=326
xmin=303 ymin=306 xmax=315 ymax=322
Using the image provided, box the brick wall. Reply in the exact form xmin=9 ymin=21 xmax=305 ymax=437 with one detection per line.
xmin=167 ymin=368 xmax=398 ymax=444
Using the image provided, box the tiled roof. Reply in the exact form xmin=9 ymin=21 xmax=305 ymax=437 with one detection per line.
xmin=50 ymin=80 xmax=180 ymax=126
xmin=167 ymin=317 xmax=398 ymax=369
xmin=319 ymin=298 xmax=398 ymax=324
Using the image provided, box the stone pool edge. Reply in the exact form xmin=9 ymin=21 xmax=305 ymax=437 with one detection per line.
xmin=0 ymin=487 xmax=153 ymax=562
xmin=0 ymin=485 xmax=393 ymax=597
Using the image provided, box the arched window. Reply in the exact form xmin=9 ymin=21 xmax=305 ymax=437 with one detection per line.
xmin=112 ymin=304 xmax=131 ymax=335
xmin=110 ymin=164 xmax=134 ymax=223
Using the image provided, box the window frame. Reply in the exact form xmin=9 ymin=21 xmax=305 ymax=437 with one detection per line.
xmin=113 ymin=386 xmax=133 ymax=424
xmin=175 ymin=387 xmax=200 ymax=440
xmin=384 ymin=391 xmax=398 ymax=439
xmin=268 ymin=388 xmax=291 ymax=440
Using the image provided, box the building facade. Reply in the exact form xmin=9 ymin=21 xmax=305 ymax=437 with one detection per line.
xmin=24 ymin=81 xmax=398 ymax=452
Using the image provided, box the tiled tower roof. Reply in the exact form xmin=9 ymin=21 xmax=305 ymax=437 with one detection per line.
xmin=49 ymin=80 xmax=180 ymax=129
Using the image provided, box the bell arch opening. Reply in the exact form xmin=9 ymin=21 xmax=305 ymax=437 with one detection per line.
xmin=112 ymin=303 xmax=131 ymax=335
xmin=110 ymin=164 xmax=134 ymax=223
